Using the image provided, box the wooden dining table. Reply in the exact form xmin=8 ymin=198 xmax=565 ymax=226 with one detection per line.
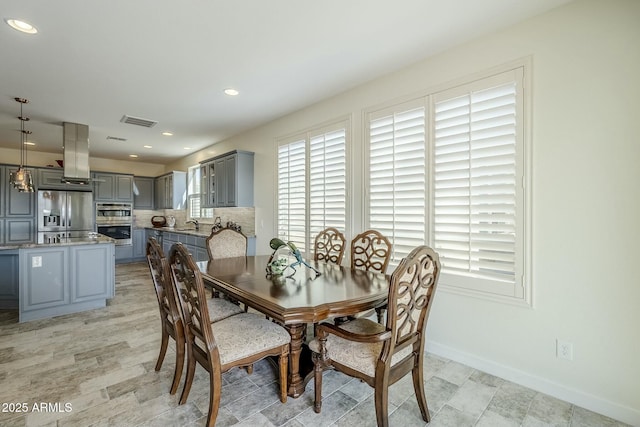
xmin=197 ymin=255 xmax=389 ymax=398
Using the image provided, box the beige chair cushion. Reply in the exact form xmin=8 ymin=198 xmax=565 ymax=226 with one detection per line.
xmin=208 ymin=229 xmax=246 ymax=259
xmin=207 ymin=298 xmax=244 ymax=323
xmin=309 ymin=318 xmax=412 ymax=377
xmin=211 ymin=313 xmax=291 ymax=365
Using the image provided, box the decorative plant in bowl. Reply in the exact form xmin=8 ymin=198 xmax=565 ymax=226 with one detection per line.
xmin=266 ymin=238 xmax=321 ymax=279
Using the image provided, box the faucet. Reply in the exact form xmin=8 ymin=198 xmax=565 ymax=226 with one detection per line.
xmin=186 ymin=220 xmax=199 ymax=230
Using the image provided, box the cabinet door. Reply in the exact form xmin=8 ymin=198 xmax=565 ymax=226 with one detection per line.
xmin=214 ymin=158 xmax=227 ymax=207
xmin=0 ymin=252 xmax=19 ymax=309
xmin=37 ymin=168 xmax=67 ymax=190
xmin=200 ymin=164 xmax=212 ymax=208
xmin=20 ymin=247 xmax=69 ymax=311
xmin=166 ymin=174 xmax=173 ymax=208
xmin=70 ymin=245 xmax=113 ymax=302
xmin=154 ymin=176 xmax=166 ymax=209
xmin=134 ymin=177 xmax=154 ymax=209
xmin=224 ymin=154 xmax=237 ymax=207
xmin=5 ymin=219 xmax=35 ymax=244
xmin=115 ymin=175 xmax=133 ymax=202
xmin=93 ymin=173 xmax=115 ymax=201
xmin=132 ymin=229 xmax=146 ymax=259
xmin=4 ymin=167 xmax=35 ymax=216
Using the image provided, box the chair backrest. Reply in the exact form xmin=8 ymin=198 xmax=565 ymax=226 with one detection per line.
xmin=384 ymin=245 xmax=440 ymax=359
xmin=206 ymin=228 xmax=247 ymax=260
xmin=146 ymin=237 xmax=182 ymax=326
xmin=169 ymin=242 xmax=220 ymax=362
xmin=350 ymin=229 xmax=392 ymax=274
xmin=314 ymin=227 xmax=346 ymax=265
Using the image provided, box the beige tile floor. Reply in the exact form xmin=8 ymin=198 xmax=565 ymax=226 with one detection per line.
xmin=0 ymin=262 xmax=630 ymax=427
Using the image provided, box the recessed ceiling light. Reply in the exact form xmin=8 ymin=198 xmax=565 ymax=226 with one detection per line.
xmin=162 ymin=132 xmax=173 ymax=136
xmin=143 ymin=145 xmax=153 ymax=149
xmin=129 ymin=154 xmax=138 ymax=158
xmin=183 ymin=147 xmax=192 ymax=150
xmin=224 ymin=88 xmax=239 ymax=96
xmin=23 ymin=141 xmax=35 ymax=146
xmin=5 ymin=18 xmax=38 ymax=34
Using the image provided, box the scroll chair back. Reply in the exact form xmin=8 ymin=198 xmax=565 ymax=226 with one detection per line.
xmin=206 ymin=228 xmax=247 ymax=260
xmin=169 ymin=243 xmax=290 ymax=427
xmin=313 ymin=227 xmax=346 ymax=265
xmin=146 ymin=237 xmax=185 ymax=395
xmin=351 ymin=229 xmax=392 ymax=274
xmin=311 ymin=245 xmax=441 ymax=427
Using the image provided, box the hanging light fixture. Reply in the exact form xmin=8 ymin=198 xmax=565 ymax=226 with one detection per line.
xmin=9 ymin=97 xmax=34 ymax=192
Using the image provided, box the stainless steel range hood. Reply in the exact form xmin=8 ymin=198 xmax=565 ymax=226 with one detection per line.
xmin=63 ymin=122 xmax=91 ymax=184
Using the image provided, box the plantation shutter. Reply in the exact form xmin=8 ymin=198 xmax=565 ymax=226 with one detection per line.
xmin=309 ymin=125 xmax=347 ymax=251
xmin=433 ymin=69 xmax=524 ymax=297
xmin=368 ymin=100 xmax=427 ymax=264
xmin=278 ymin=139 xmax=307 ymax=250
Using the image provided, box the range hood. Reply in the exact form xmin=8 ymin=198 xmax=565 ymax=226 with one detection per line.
xmin=62 ymin=122 xmax=91 ymax=184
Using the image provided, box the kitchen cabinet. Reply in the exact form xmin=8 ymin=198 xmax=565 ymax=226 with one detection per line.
xmin=154 ymin=171 xmax=187 ymax=210
xmin=133 ymin=177 xmax=154 ymax=210
xmin=132 ymin=228 xmax=147 ymax=260
xmin=93 ymin=172 xmax=134 ymax=202
xmin=200 ymin=150 xmax=254 ymax=208
xmin=1 ymin=165 xmax=36 ymax=244
xmin=19 ymin=242 xmax=115 ymax=322
xmin=0 ymin=249 xmax=19 ymax=309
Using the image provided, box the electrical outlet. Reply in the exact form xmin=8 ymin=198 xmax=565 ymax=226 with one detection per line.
xmin=32 ymin=256 xmax=42 ymax=268
xmin=556 ymin=339 xmax=573 ymax=360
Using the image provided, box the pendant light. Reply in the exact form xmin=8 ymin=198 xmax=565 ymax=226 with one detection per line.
xmin=9 ymin=97 xmax=35 ymax=192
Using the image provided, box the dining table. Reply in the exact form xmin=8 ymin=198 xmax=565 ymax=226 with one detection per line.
xmin=197 ymin=254 xmax=390 ymax=398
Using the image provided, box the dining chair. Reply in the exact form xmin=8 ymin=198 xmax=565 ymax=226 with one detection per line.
xmin=169 ymin=242 xmax=290 ymax=427
xmin=349 ymin=229 xmax=392 ymax=323
xmin=205 ymin=227 xmax=247 ymax=260
xmin=313 ymin=227 xmax=346 ymax=265
xmin=311 ymin=245 xmax=441 ymax=427
xmin=205 ymin=227 xmax=248 ymax=300
xmin=146 ymin=238 xmax=244 ymax=395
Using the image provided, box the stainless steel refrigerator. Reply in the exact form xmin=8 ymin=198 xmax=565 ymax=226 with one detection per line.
xmin=37 ymin=190 xmax=94 ymax=243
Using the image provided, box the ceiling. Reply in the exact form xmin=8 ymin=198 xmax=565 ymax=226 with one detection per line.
xmin=0 ymin=0 xmax=570 ymax=164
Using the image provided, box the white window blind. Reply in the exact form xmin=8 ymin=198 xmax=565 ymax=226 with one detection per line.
xmin=309 ymin=128 xmax=346 ymax=249
xmin=187 ymin=165 xmax=212 ymax=219
xmin=433 ymin=69 xmax=524 ymax=298
xmin=369 ymin=101 xmax=427 ymax=264
xmin=278 ymin=139 xmax=307 ymax=251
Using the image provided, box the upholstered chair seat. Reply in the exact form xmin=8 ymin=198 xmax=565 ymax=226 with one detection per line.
xmin=207 ymin=298 xmax=244 ymax=323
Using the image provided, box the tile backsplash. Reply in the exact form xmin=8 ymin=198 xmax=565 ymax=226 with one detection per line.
xmin=134 ymin=207 xmax=255 ymax=236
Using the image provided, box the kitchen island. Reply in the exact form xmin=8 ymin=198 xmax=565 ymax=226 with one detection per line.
xmin=0 ymin=234 xmax=116 ymax=322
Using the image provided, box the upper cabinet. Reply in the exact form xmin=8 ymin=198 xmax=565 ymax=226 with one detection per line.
xmin=92 ymin=172 xmax=134 ymax=202
xmin=2 ymin=165 xmax=35 ymax=217
xmin=200 ymin=150 xmax=254 ymax=208
xmin=133 ymin=177 xmax=154 ymax=210
xmin=154 ymin=171 xmax=187 ymax=210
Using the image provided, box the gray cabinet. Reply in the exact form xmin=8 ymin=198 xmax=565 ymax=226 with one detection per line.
xmin=93 ymin=172 xmax=134 ymax=202
xmin=154 ymin=171 xmax=187 ymax=209
xmin=1 ymin=165 xmax=36 ymax=244
xmin=132 ymin=228 xmax=147 ymax=260
xmin=0 ymin=249 xmax=19 ymax=309
xmin=36 ymin=168 xmax=67 ymax=190
xmin=133 ymin=177 xmax=154 ymax=210
xmin=200 ymin=150 xmax=254 ymax=208
xmin=115 ymin=245 xmax=134 ymax=263
xmin=19 ymin=243 xmax=115 ymax=322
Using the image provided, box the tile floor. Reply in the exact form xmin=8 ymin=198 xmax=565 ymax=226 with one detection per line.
xmin=0 ymin=262 xmax=630 ymax=427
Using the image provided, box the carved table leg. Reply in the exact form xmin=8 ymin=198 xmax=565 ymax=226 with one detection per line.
xmin=284 ymin=323 xmax=307 ymax=397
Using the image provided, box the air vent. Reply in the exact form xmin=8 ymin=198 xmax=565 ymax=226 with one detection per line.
xmin=120 ymin=115 xmax=158 ymax=128
xmin=106 ymin=136 xmax=127 ymax=142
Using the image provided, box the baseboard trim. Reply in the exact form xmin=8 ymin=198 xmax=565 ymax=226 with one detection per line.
xmin=426 ymin=341 xmax=639 ymax=426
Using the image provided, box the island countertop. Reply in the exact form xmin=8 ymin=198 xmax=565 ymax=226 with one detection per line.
xmin=0 ymin=234 xmax=115 ymax=250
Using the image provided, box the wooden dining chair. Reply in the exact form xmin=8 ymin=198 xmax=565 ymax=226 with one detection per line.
xmin=348 ymin=229 xmax=393 ymax=323
xmin=313 ymin=227 xmax=346 ymax=265
xmin=169 ymin=243 xmax=290 ymax=427
xmin=146 ymin=238 xmax=243 ymax=395
xmin=311 ymin=245 xmax=441 ymax=427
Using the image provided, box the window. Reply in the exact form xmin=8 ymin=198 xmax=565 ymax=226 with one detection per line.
xmin=277 ymin=121 xmax=348 ymax=256
xmin=187 ymin=165 xmax=213 ymax=219
xmin=366 ymin=66 xmax=529 ymax=304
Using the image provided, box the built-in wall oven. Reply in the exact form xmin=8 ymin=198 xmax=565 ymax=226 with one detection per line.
xmin=96 ymin=202 xmax=132 ymax=245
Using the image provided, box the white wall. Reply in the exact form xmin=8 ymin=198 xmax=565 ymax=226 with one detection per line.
xmin=169 ymin=1 xmax=640 ymax=423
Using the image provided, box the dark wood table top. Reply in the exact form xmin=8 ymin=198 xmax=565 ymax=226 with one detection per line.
xmin=198 ymin=255 xmax=390 ymax=325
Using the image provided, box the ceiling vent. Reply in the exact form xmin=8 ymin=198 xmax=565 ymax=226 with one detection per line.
xmin=106 ymin=136 xmax=127 ymax=142
xmin=120 ymin=115 xmax=157 ymax=128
